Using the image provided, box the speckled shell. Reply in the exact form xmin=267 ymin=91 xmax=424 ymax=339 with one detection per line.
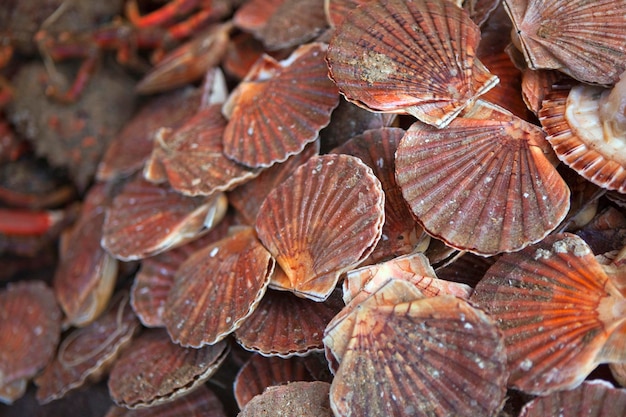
xmin=331 ymin=128 xmax=425 ymax=263
xmin=470 ymin=233 xmax=626 ymax=395
xmin=539 ymin=83 xmax=626 ymax=194
xmin=163 ymin=227 xmax=274 ymax=348
xmin=504 ymin=0 xmax=626 ymax=85
xmin=238 ymin=381 xmax=332 ymax=417
xmin=108 ymin=329 xmax=229 ymax=409
xmin=0 ymin=281 xmax=61 ymax=405
xmin=256 ymin=0 xmax=328 ymax=50
xmin=104 ymin=385 xmax=227 ymax=417
xmin=222 ymin=43 xmax=339 ymax=168
xmin=324 ymin=280 xmax=508 ymax=417
xmin=255 ymin=154 xmax=385 ymax=301
xmin=101 ymin=175 xmax=228 ymax=261
xmin=519 ymin=380 xmax=626 ymax=417
xmin=35 ymin=292 xmax=139 ymax=404
xmin=144 ymin=104 xmax=260 ymax=197
xmin=326 ymin=0 xmax=498 ymax=128
xmin=235 ymin=288 xmax=344 ymax=357
xmin=395 ymin=101 xmax=570 ymax=255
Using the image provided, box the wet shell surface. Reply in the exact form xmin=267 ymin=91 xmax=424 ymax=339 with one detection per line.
xmin=0 ymin=281 xmax=61 ymax=404
xmin=101 ymin=175 xmax=228 ymax=261
xmin=470 ymin=233 xmax=626 ymax=395
xmin=395 ymin=101 xmax=570 ymax=255
xmin=519 ymin=380 xmax=626 ymax=417
xmin=326 ymin=0 xmax=498 ymax=128
xmin=107 ymin=329 xmax=229 ymax=409
xmin=222 ymin=42 xmax=339 ymax=168
xmin=144 ymin=104 xmax=260 ymax=197
xmin=503 ymin=0 xmax=626 ymax=85
xmin=163 ymin=227 xmax=275 ymax=348
xmin=324 ymin=280 xmax=508 ymax=417
xmin=235 ymin=288 xmax=344 ymax=357
xmin=35 ymin=292 xmax=139 ymax=404
xmin=237 ymin=381 xmax=332 ymax=417
xmin=255 ymin=154 xmax=385 ymax=301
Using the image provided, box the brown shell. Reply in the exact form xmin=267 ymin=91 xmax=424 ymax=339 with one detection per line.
xmin=222 ymin=43 xmax=339 ymax=168
xmin=435 ymin=251 xmax=497 ymax=288
xmin=105 ymin=385 xmax=227 ymax=417
xmin=144 ymin=104 xmax=260 ymax=197
xmin=331 ymin=127 xmax=425 ymax=263
xmin=0 ymin=281 xmax=61 ymax=404
xmin=325 ymin=282 xmax=508 ymax=417
xmin=35 ymin=292 xmax=140 ymax=404
xmin=395 ymin=101 xmax=570 ymax=255
xmin=255 ymin=154 xmax=385 ymax=301
xmin=101 ymin=175 xmax=228 ymax=261
xmin=164 ymin=227 xmax=274 ymax=348
xmin=235 ymin=288 xmax=344 ymax=357
xmin=238 ymin=381 xmax=332 ymax=417
xmin=539 ymin=83 xmax=626 ymax=194
xmin=324 ymin=0 xmax=368 ymax=28
xmin=54 ymin=184 xmax=118 ymax=327
xmin=610 ymin=363 xmax=626 ymax=388
xmin=470 ymin=233 xmax=626 ymax=395
xmin=503 ymin=0 xmax=626 ymax=85
xmin=256 ymin=0 xmax=328 ymax=50
xmin=326 ymin=0 xmax=498 ymax=128
xmin=107 ymin=329 xmax=229 ymax=409
xmin=519 ymin=380 xmax=626 ymax=417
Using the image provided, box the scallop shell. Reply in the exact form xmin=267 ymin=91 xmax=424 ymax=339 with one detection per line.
xmin=332 ymin=128 xmax=426 ymax=263
xmin=503 ymin=0 xmax=626 ymax=85
xmin=101 ymin=175 xmax=228 ymax=261
xmin=519 ymin=380 xmax=626 ymax=417
xmin=325 ymin=280 xmax=508 ymax=417
xmin=233 ymin=0 xmax=284 ymax=35
xmin=35 ymin=292 xmax=139 ymax=404
xmin=238 ymin=381 xmax=332 ymax=417
xmin=324 ymin=0 xmax=368 ymax=28
xmin=610 ymin=363 xmax=626 ymax=388
xmin=539 ymin=82 xmax=626 ymax=194
xmin=255 ymin=154 xmax=385 ymax=301
xmin=144 ymin=104 xmax=260 ymax=196
xmin=222 ymin=32 xmax=267 ymax=81
xmin=222 ymin=43 xmax=339 ymax=168
xmin=104 ymin=385 xmax=226 ymax=417
xmin=108 ymin=329 xmax=229 ymax=409
xmin=0 ymin=281 xmax=61 ymax=404
xmin=235 ymin=288 xmax=344 ymax=357
xmin=256 ymin=0 xmax=328 ymax=50
xmin=326 ymin=0 xmax=498 ymax=128
xmin=163 ymin=226 xmax=274 ymax=348
xmin=395 ymin=101 xmax=570 ymax=255
xmin=470 ymin=233 xmax=626 ymax=395
xmin=435 ymin=251 xmax=497 ymax=288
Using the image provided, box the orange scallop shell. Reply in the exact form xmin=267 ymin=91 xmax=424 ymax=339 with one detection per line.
xmin=470 ymin=233 xmax=626 ymax=395
xmin=395 ymin=101 xmax=570 ymax=255
xmin=255 ymin=154 xmax=385 ymax=301
xmin=164 ymin=226 xmax=274 ymax=348
xmin=222 ymin=43 xmax=339 ymax=168
xmin=326 ymin=0 xmax=498 ymax=128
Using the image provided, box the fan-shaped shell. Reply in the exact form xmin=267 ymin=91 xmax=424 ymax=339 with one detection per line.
xmin=326 ymin=0 xmax=498 ymax=128
xmin=35 ymin=292 xmax=139 ymax=404
xmin=238 ymin=381 xmax=332 ymax=417
xmin=255 ymin=154 xmax=385 ymax=301
xmin=107 ymin=329 xmax=229 ymax=409
xmin=504 ymin=0 xmax=626 ymax=85
xmin=101 ymin=175 xmax=228 ymax=261
xmin=519 ymin=380 xmax=626 ymax=417
xmin=395 ymin=101 xmax=570 ymax=255
xmin=256 ymin=0 xmax=328 ymax=50
xmin=325 ymin=280 xmax=508 ymax=417
xmin=235 ymin=288 xmax=344 ymax=357
xmin=222 ymin=43 xmax=339 ymax=168
xmin=0 ymin=281 xmax=61 ymax=404
xmin=470 ymin=233 xmax=626 ymax=395
xmin=164 ymin=227 xmax=274 ymax=348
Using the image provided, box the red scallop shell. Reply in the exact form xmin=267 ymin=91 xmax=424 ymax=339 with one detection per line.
xmin=326 ymin=0 xmax=498 ymax=128
xmin=470 ymin=233 xmax=626 ymax=395
xmin=164 ymin=227 xmax=275 ymax=347
xmin=222 ymin=43 xmax=339 ymax=168
xmin=255 ymin=154 xmax=385 ymax=301
xmin=395 ymin=101 xmax=570 ymax=255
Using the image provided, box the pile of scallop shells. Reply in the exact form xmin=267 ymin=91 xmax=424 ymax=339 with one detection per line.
xmin=2 ymin=0 xmax=626 ymax=416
